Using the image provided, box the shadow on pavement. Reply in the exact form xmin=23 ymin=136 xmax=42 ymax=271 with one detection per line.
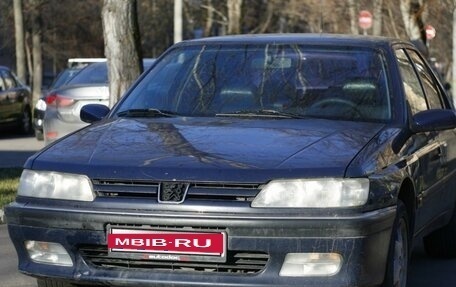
xmin=0 ymin=134 xmax=35 ymax=140
xmin=407 ymin=242 xmax=456 ymax=286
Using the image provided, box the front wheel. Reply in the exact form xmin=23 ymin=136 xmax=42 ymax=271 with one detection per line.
xmin=382 ymin=200 xmax=410 ymax=287
xmin=35 ymin=128 xmax=44 ymax=140
xmin=18 ymin=107 xmax=32 ymax=135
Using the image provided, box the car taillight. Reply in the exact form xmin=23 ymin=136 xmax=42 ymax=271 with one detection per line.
xmin=45 ymin=93 xmax=75 ymax=107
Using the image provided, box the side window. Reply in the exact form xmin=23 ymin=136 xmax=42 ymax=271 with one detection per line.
xmin=395 ymin=49 xmax=427 ymax=115
xmin=407 ymin=50 xmax=444 ymax=109
xmin=0 ymin=70 xmax=17 ymax=89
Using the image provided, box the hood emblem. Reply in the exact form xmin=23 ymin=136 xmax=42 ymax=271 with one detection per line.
xmin=158 ymin=182 xmax=189 ymax=204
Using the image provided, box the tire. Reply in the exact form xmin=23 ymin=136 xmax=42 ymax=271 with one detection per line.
xmin=35 ymin=128 xmax=44 ymax=141
xmin=37 ymin=278 xmax=88 ymax=287
xmin=423 ymin=206 xmax=456 ymax=258
xmin=382 ymin=200 xmax=410 ymax=287
xmin=18 ymin=107 xmax=32 ymax=135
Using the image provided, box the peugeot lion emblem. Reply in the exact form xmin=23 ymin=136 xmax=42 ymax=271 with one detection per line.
xmin=158 ymin=182 xmax=190 ymax=204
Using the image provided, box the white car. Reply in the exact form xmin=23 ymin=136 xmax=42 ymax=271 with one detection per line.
xmin=43 ymin=60 xmax=154 ymax=145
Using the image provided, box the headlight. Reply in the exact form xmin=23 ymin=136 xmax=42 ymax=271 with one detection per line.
xmin=251 ymin=178 xmax=369 ymax=208
xmin=35 ymin=99 xmax=47 ymax=111
xmin=18 ymin=170 xmax=94 ymax=201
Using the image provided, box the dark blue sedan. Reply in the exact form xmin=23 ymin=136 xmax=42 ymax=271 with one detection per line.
xmin=6 ymin=34 xmax=456 ymax=287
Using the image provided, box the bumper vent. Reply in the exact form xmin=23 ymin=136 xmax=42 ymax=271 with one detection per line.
xmin=79 ymin=245 xmax=269 ymax=274
xmin=92 ymin=179 xmax=261 ymax=202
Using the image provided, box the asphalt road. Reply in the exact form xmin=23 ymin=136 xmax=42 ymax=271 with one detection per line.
xmin=1 ymin=135 xmax=456 ymax=286
xmin=0 ymin=225 xmax=36 ymax=287
xmin=0 ymin=134 xmax=44 ymax=168
xmin=0 ymin=134 xmax=42 ymax=287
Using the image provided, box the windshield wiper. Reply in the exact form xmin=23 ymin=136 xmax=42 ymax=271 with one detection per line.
xmin=116 ymin=108 xmax=177 ymax=118
xmin=216 ymin=109 xmax=305 ymax=119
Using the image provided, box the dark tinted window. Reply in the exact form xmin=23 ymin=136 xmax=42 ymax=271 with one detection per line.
xmin=67 ymin=60 xmax=154 ymax=86
xmin=51 ymin=68 xmax=82 ymax=89
xmin=118 ymin=44 xmax=390 ymax=122
xmin=67 ymin=63 xmax=108 ymax=85
xmin=395 ymin=49 xmax=427 ymax=115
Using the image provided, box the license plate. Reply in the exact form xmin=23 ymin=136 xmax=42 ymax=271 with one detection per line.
xmin=107 ymin=227 xmax=227 ymax=262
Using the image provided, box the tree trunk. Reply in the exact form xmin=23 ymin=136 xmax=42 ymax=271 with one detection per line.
xmin=13 ymin=0 xmax=26 ymax=83
xmin=201 ymin=2 xmax=227 ymax=36
xmin=258 ymin=0 xmax=275 ymax=34
xmin=373 ymin=0 xmax=383 ymax=36
xmin=102 ymin=0 xmax=143 ymax=107
xmin=400 ymin=0 xmax=423 ymax=40
xmin=30 ymin=0 xmax=42 ymax=105
xmin=386 ymin=1 xmax=400 ymax=38
xmin=25 ymin=31 xmax=33 ymax=86
xmin=348 ymin=0 xmax=359 ymax=35
xmin=174 ymin=0 xmax=183 ymax=43
xmin=452 ymin=0 xmax=456 ymax=105
xmin=227 ymin=0 xmax=242 ymax=34
xmin=204 ymin=0 xmax=213 ymax=36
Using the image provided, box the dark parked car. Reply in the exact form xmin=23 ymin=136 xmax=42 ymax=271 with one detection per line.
xmin=0 ymin=66 xmax=32 ymax=134
xmin=6 ymin=34 xmax=456 ymax=287
xmin=33 ymin=66 xmax=83 ymax=140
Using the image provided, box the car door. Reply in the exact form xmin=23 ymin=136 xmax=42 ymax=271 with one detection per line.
xmin=0 ymin=73 xmax=7 ymax=123
xmin=0 ymin=69 xmax=24 ymax=122
xmin=406 ymin=49 xmax=456 ymax=213
xmin=395 ymin=48 xmax=452 ymax=233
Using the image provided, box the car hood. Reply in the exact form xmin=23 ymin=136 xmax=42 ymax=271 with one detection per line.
xmin=31 ymin=117 xmax=385 ymax=182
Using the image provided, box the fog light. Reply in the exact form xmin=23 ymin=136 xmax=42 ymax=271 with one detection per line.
xmin=25 ymin=240 xmax=73 ymax=267
xmin=279 ymin=253 xmax=342 ymax=277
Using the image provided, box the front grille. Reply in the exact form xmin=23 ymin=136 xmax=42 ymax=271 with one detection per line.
xmin=79 ymin=245 xmax=269 ymax=274
xmin=92 ymin=179 xmax=261 ymax=202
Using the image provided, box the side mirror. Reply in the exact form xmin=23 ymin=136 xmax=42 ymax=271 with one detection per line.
xmin=412 ymin=109 xmax=456 ymax=133
xmin=80 ymin=104 xmax=110 ymax=123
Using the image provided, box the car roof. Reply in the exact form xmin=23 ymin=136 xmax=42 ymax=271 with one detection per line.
xmin=81 ymin=58 xmax=155 ymax=68
xmin=176 ymin=33 xmax=408 ymax=50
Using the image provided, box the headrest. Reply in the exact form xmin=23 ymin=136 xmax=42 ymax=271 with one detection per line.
xmin=342 ymin=79 xmax=378 ymax=102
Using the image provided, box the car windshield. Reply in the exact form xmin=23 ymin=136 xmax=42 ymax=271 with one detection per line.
xmin=117 ymin=44 xmax=391 ymax=122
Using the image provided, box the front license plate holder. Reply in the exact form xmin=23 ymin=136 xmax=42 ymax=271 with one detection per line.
xmin=106 ymin=225 xmax=227 ymax=263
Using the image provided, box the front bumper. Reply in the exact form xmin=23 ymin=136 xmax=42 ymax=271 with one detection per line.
xmin=6 ymin=203 xmax=396 ymax=287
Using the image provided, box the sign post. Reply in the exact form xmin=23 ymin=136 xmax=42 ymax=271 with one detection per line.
xmin=358 ymin=10 xmax=373 ymax=35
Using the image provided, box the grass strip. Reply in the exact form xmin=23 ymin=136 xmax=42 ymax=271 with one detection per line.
xmin=0 ymin=168 xmax=23 ymax=209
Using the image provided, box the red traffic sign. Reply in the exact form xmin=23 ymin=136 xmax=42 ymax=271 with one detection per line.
xmin=425 ymin=24 xmax=436 ymax=40
xmin=359 ymin=10 xmax=373 ymax=30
